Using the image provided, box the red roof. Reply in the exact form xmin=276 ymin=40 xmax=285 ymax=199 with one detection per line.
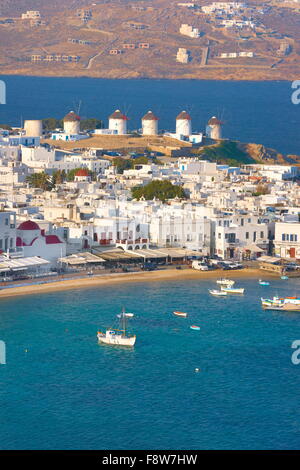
xmin=16 ymin=237 xmax=23 ymax=247
xmin=64 ymin=111 xmax=80 ymax=122
xmin=45 ymin=235 xmax=62 ymax=244
xmin=16 ymin=236 xmax=39 ymax=247
xmin=208 ymin=116 xmax=223 ymax=125
xmin=17 ymin=220 xmax=40 ymax=231
xmin=75 ymin=169 xmax=89 ymax=177
xmin=142 ymin=111 xmax=159 ymax=121
xmin=176 ymin=111 xmax=191 ymax=120
xmin=109 ymin=109 xmax=128 ymax=120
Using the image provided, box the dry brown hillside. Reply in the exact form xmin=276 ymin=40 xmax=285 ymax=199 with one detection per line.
xmin=1 ymin=0 xmax=300 ymax=80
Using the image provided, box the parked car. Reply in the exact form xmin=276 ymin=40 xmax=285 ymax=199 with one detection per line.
xmin=192 ymin=261 xmax=209 ymax=271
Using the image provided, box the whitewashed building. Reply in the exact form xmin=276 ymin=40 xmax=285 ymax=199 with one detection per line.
xmin=274 ymin=222 xmax=300 ymax=260
xmin=0 ymin=211 xmax=17 ymax=253
xmin=213 ymin=214 xmax=269 ymax=259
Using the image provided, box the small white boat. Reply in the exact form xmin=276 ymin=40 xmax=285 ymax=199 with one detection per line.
xmin=221 ymin=286 xmax=245 ymax=294
xmin=97 ymin=307 xmax=136 ymax=347
xmin=259 ymin=280 xmax=270 ymax=286
xmin=216 ymin=279 xmax=235 ymax=287
xmin=190 ymin=325 xmax=200 ymax=331
xmin=209 ymin=289 xmax=227 ymax=297
xmin=281 ymin=275 xmax=289 ymax=280
xmin=173 ymin=311 xmax=188 ymax=317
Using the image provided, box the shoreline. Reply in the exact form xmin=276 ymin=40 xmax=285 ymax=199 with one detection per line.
xmin=0 ymin=268 xmax=277 ymax=300
xmin=0 ymin=73 xmax=290 ymax=82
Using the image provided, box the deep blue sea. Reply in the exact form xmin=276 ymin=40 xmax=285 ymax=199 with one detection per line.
xmin=0 ymin=277 xmax=300 ymax=450
xmin=0 ymin=76 xmax=299 ymax=155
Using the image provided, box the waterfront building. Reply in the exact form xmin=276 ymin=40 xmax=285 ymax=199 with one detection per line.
xmin=213 ymin=214 xmax=269 ymax=259
xmin=16 ymin=220 xmax=66 ymax=265
xmin=274 ymin=222 xmax=300 ymax=260
xmin=0 ymin=211 xmax=16 ymax=254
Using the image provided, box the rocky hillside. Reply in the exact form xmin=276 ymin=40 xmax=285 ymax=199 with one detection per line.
xmin=196 ymin=140 xmax=299 ymax=166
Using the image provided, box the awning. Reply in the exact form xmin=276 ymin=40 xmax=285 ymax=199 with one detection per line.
xmin=259 ymin=256 xmax=280 ymax=264
xmin=243 ymin=244 xmax=265 ymax=253
xmin=59 ymin=253 xmax=106 ymax=265
xmin=96 ymin=248 xmax=143 ymax=261
xmin=0 ymin=256 xmax=50 ymax=271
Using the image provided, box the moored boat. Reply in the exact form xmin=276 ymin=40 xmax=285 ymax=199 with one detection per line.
xmin=173 ymin=311 xmax=188 ymax=317
xmin=261 ymin=296 xmax=300 ymax=311
xmin=97 ymin=307 xmax=136 ymax=346
xmin=209 ymin=289 xmax=227 ymax=296
xmin=221 ymin=286 xmax=245 ymax=294
xmin=216 ymin=279 xmax=235 ymax=287
xmin=281 ymin=275 xmax=289 ymax=280
xmin=259 ymin=280 xmax=270 ymax=286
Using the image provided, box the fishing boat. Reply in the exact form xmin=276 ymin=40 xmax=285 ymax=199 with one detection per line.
xmin=190 ymin=325 xmax=200 ymax=331
xmin=259 ymin=280 xmax=270 ymax=286
xmin=173 ymin=311 xmax=188 ymax=317
xmin=221 ymin=286 xmax=245 ymax=294
xmin=209 ymin=289 xmax=227 ymax=296
xmin=97 ymin=307 xmax=136 ymax=346
xmin=261 ymin=296 xmax=300 ymax=311
xmin=216 ymin=279 xmax=235 ymax=287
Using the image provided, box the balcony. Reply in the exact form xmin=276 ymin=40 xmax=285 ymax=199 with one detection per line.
xmin=225 ymin=238 xmax=240 ymax=245
xmin=116 ymin=238 xmax=149 ymax=250
xmin=99 ymin=239 xmax=112 ymax=246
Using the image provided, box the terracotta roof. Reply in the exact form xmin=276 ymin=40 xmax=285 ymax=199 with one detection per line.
xmin=64 ymin=111 xmax=81 ymax=122
xmin=208 ymin=116 xmax=223 ymax=125
xmin=109 ymin=109 xmax=128 ymax=120
xmin=142 ymin=111 xmax=159 ymax=121
xmin=75 ymin=169 xmax=89 ymax=176
xmin=176 ymin=111 xmax=191 ymax=120
xmin=17 ymin=220 xmax=40 ymax=231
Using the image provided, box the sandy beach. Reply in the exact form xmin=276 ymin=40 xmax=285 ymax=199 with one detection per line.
xmin=0 ymin=267 xmax=275 ymax=300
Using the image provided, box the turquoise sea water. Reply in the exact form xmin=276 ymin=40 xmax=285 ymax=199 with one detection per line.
xmin=0 ymin=76 xmax=299 ymax=155
xmin=0 ymin=277 xmax=300 ymax=450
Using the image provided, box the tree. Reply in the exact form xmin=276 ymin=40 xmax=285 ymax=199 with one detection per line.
xmin=0 ymin=124 xmax=12 ymax=131
xmin=42 ymin=118 xmax=63 ymax=131
xmin=26 ymin=172 xmax=54 ymax=191
xmin=52 ymin=170 xmax=66 ymax=185
xmin=112 ymin=158 xmax=133 ymax=174
xmin=131 ymin=180 xmax=186 ymax=202
xmin=80 ymin=118 xmax=104 ymax=131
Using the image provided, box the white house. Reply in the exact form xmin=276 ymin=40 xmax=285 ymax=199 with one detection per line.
xmin=274 ymin=222 xmax=300 ymax=260
xmin=0 ymin=211 xmax=16 ymax=253
xmin=213 ymin=214 xmax=269 ymax=259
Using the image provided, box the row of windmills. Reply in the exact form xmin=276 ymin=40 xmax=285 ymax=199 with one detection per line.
xmin=23 ymin=109 xmax=223 ymax=140
xmin=106 ymin=109 xmax=222 ymax=139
